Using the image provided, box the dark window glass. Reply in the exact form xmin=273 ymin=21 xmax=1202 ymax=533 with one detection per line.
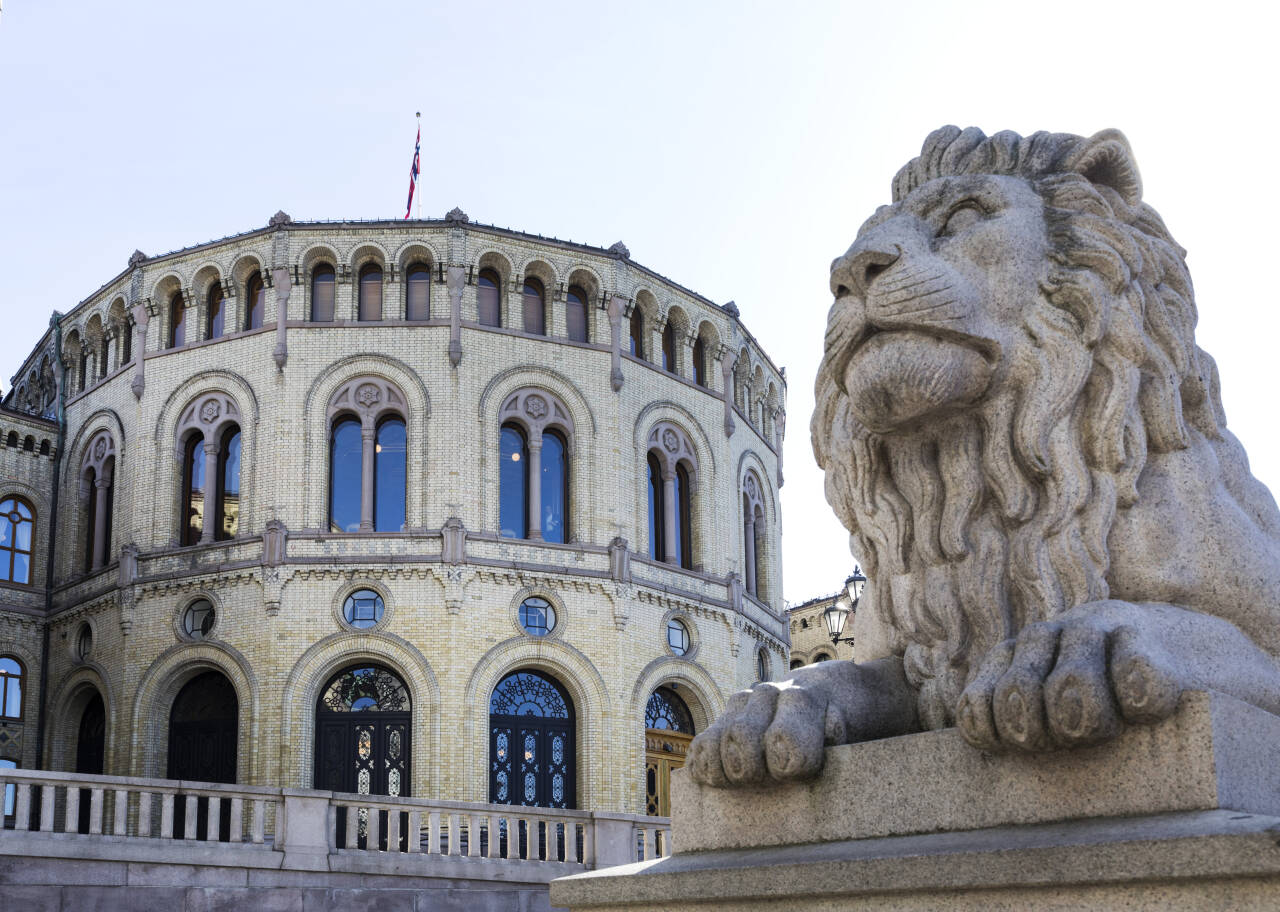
xmin=207 ymin=283 xmax=225 ymax=339
xmin=629 ymin=310 xmax=644 ymax=358
xmin=170 ymin=293 xmax=186 ymax=348
xmin=342 ymin=590 xmax=385 ymax=629
xmin=0 ymin=657 xmax=22 ymax=719
xmin=757 ymin=650 xmax=770 ymax=682
xmin=522 ymin=279 xmax=545 ymax=335
xmin=77 ymin=352 xmax=87 ymax=392
xmin=675 ymin=463 xmax=692 ymax=569
xmin=217 ymin=428 xmax=241 ymax=541
xmin=541 ymin=430 xmax=567 ymax=544
xmin=647 ymin=452 xmax=665 ymax=560
xmin=246 ymin=274 xmax=265 ymax=330
xmin=518 ymin=597 xmax=556 ymax=636
xmin=566 ymin=286 xmax=588 ymax=342
xmin=790 ymin=659 xmax=804 ymax=670
xmin=374 ymin=417 xmax=406 ymax=532
xmin=319 ymin=665 xmax=409 ymax=713
xmin=182 ymin=434 xmax=205 ymax=546
xmin=358 ymin=264 xmax=383 ymax=321
xmin=662 ymin=322 xmax=676 ymax=372
xmin=488 ymin=670 xmax=574 ymax=809
xmin=311 ymin=265 xmax=336 ymax=322
xmin=182 ymin=600 xmax=216 ymax=639
xmin=122 ymin=323 xmax=132 ymax=364
xmin=645 ymin=686 xmax=694 ymax=733
xmin=406 ymin=265 xmax=431 ymax=320
xmin=500 ymin=424 xmax=528 ymax=539
xmin=693 ymin=337 xmax=707 ymax=387
xmin=666 ymin=619 xmax=689 ymax=656
xmin=814 ymin=653 xmax=831 ymax=663
xmin=329 ymin=418 xmax=362 ymax=533
xmin=477 ymin=269 xmax=501 ymax=327
xmin=0 ymin=497 xmax=34 ymax=585
xmin=83 ymin=467 xmax=96 ymax=571
xmin=98 ymin=342 xmax=108 ymax=378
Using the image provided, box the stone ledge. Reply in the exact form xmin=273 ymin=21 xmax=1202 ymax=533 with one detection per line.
xmin=670 ymin=690 xmax=1280 ymax=853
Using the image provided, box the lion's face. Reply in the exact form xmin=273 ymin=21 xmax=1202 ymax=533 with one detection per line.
xmin=825 ymin=175 xmax=1049 ymax=434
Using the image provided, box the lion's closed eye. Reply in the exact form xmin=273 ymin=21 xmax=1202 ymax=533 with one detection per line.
xmin=940 ymin=202 xmax=984 ymax=237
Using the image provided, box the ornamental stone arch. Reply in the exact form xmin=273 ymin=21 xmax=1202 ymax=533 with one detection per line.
xmin=516 ymin=256 xmax=559 ymax=289
xmin=346 ymin=240 xmax=390 ymax=272
xmin=472 ymin=248 xmax=515 ymax=325
xmin=45 ymin=663 xmax=114 ymax=774
xmin=129 ymin=641 xmax=258 ymax=781
xmin=478 ymin=367 xmax=597 ymax=542
xmin=392 ymin=239 xmax=443 ymax=271
xmin=149 ymin=271 xmax=188 ymax=347
xmin=461 ymin=635 xmax=612 ymax=809
xmin=279 ymin=630 xmax=440 ymax=795
xmin=74 ymin=426 xmax=118 ymax=573
xmin=739 ymin=453 xmax=776 ymax=604
xmin=633 ymin=403 xmax=716 ymax=568
xmin=301 ymin=355 xmax=431 ymax=532
xmin=298 ymin=243 xmax=341 ymax=319
xmin=230 ymin=252 xmax=268 ymax=327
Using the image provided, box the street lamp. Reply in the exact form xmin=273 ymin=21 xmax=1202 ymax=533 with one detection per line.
xmin=823 ymin=566 xmax=866 ymax=647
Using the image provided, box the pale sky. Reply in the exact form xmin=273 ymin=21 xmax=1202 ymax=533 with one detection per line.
xmin=0 ymin=1 xmax=1275 ymax=605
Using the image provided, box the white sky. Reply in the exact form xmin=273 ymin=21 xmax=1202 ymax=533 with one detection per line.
xmin=0 ymin=1 xmax=1275 ymax=605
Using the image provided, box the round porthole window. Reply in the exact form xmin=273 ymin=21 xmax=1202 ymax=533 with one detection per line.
xmin=342 ymin=589 xmax=385 ymax=629
xmin=518 ymin=597 xmax=556 ymax=637
xmin=182 ymin=599 xmax=216 ymax=640
xmin=667 ymin=618 xmax=690 ymax=656
xmin=75 ymin=624 xmax=93 ymax=662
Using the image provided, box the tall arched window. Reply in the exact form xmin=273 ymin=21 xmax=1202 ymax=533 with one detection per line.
xmin=674 ymin=464 xmax=692 ymax=569
xmin=374 ymin=417 xmax=406 ymax=532
xmin=0 ymin=498 xmax=34 ymax=585
xmin=661 ymin=322 xmax=677 ymax=373
xmin=477 ymin=269 xmax=501 ymax=327
xmin=693 ymin=337 xmax=707 ymax=387
xmin=742 ymin=472 xmax=766 ymax=599
xmin=329 ymin=418 xmax=362 ymax=533
xmin=522 ymin=278 xmax=546 ymax=336
xmin=629 ymin=309 xmax=645 ymax=359
xmin=541 ymin=430 xmax=567 ymax=544
xmin=311 ymin=264 xmax=336 ymax=322
xmin=647 ymin=452 xmax=665 ymax=561
xmin=0 ymin=657 xmax=22 ymax=720
xmin=207 ymin=283 xmax=225 ymax=339
xmin=489 ymin=670 xmax=574 ymax=809
xmin=405 ymin=263 xmax=431 ymax=320
xmin=565 ymin=286 xmax=588 ymax=343
xmin=81 ymin=434 xmax=115 ymax=573
xmin=216 ymin=427 xmax=241 ymax=540
xmin=646 ymin=423 xmax=698 ymax=569
xmin=181 ymin=433 xmax=205 ymax=546
xmin=245 ymin=273 xmax=265 ymax=330
xmin=500 ymin=424 xmax=528 ymax=539
xmin=358 ymin=264 xmax=383 ymax=321
xmin=169 ymin=292 xmax=186 ymax=348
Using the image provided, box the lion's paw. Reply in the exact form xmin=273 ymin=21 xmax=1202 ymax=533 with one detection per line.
xmin=955 ymin=619 xmax=1181 ymax=752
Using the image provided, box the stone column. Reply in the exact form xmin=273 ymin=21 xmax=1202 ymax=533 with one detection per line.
xmin=447 ymin=266 xmax=465 ymax=367
xmin=662 ymin=468 xmax=678 ymax=564
xmin=607 ymin=295 xmax=625 ymax=392
xmin=272 ymin=267 xmax=291 ymax=369
xmin=720 ymin=353 xmax=736 ymax=437
xmin=130 ymin=303 xmax=148 ymax=399
xmin=527 ymin=435 xmax=543 ymax=540
xmin=199 ymin=440 xmax=221 ymax=543
xmin=92 ymin=473 xmax=111 ymax=569
xmin=360 ymin=422 xmax=376 ymax=532
xmin=744 ymin=515 xmax=757 ymax=597
xmin=774 ymin=410 xmax=786 ymax=487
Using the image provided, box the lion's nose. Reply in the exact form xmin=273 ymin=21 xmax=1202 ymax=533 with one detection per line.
xmin=830 ymin=244 xmax=901 ymax=298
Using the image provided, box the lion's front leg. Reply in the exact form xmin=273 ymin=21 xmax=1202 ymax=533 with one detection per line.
xmin=956 ymin=599 xmax=1280 ymax=752
xmin=687 ymin=655 xmax=919 ymax=787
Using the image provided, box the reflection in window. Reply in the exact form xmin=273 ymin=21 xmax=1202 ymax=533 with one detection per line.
xmin=1 ymin=758 xmax=14 ymax=816
xmin=245 ymin=273 xmax=265 ymax=330
xmin=182 ymin=600 xmax=216 ymax=639
xmin=566 ymin=286 xmax=588 ymax=343
xmin=541 ymin=430 xmax=567 ymax=544
xmin=374 ymin=418 xmax=406 ymax=532
xmin=662 ymin=322 xmax=676 ymax=372
xmin=311 ymin=265 xmax=336 ymax=322
xmin=0 ymin=498 xmax=34 ymax=585
xmin=666 ymin=619 xmax=689 ymax=656
xmin=499 ymin=424 xmax=528 ymax=539
xmin=522 ymin=278 xmax=545 ymax=336
xmin=629 ymin=310 xmax=644 ymax=358
xmin=319 ymin=665 xmax=410 ymax=712
xmin=169 ymin=292 xmax=186 ymax=348
xmin=358 ymin=264 xmax=383 ymax=321
xmin=343 ymin=590 xmax=385 ymax=629
xmin=217 ymin=428 xmax=241 ymax=540
xmin=645 ymin=686 xmax=694 ymax=733
xmin=518 ymin=597 xmax=556 ymax=636
xmin=477 ymin=269 xmax=501 ymax=327
xmin=674 ymin=464 xmax=692 ymax=569
xmin=182 ymin=434 xmax=205 ymax=546
xmin=329 ymin=418 xmax=362 ymax=533
xmin=0 ymin=657 xmax=22 ymax=719
xmin=207 ymin=283 xmax=226 ymax=339
xmin=406 ymin=264 xmax=431 ymax=320
xmin=647 ymin=453 xmax=665 ymax=560
xmin=693 ymin=337 xmax=707 ymax=387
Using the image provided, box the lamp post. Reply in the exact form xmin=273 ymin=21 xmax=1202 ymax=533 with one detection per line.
xmin=823 ymin=566 xmax=866 ymax=647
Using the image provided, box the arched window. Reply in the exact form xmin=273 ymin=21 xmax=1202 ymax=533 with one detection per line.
xmin=311 ymin=264 xmax=336 ymax=322
xmin=98 ymin=339 xmax=109 ymax=379
xmin=646 ymin=452 xmax=665 ymax=561
xmin=216 ymin=427 xmax=241 ymax=540
xmin=0 ymin=657 xmax=22 ymax=720
xmin=181 ymin=433 xmax=205 ymax=546
xmin=0 ymin=498 xmax=34 ymax=585
xmin=629 ymin=309 xmax=645 ymax=359
xmin=374 ymin=417 xmax=406 ymax=532
xmin=76 ymin=692 xmax=105 ymax=776
xmin=790 ymin=659 xmax=804 ymax=670
xmin=245 ymin=273 xmax=265 ymax=330
xmin=565 ymin=286 xmax=588 ymax=343
xmin=477 ymin=268 xmax=501 ymax=327
xmin=499 ymin=424 xmax=528 ymax=539
xmin=81 ymin=435 xmax=115 ymax=573
xmin=121 ymin=321 xmax=133 ymax=364
xmin=77 ymin=350 xmax=87 ymax=393
xmin=489 ymin=670 xmax=574 ymax=808
xmin=522 ymin=278 xmax=546 ymax=336
xmin=358 ymin=264 xmax=383 ymax=321
xmin=541 ymin=430 xmax=568 ymax=544
xmin=315 ymin=665 xmax=411 ymax=815
xmin=693 ymin=337 xmax=707 ymax=387
xmin=169 ymin=292 xmax=186 ymax=348
xmin=207 ymin=283 xmax=225 ymax=339
xmin=646 ymin=686 xmax=694 ymax=733
xmin=662 ymin=322 xmax=676 ymax=373
xmin=757 ymin=649 xmax=770 ymax=683
xmin=329 ymin=417 xmax=362 ymax=533
xmin=405 ymin=263 xmax=431 ymax=320
xmin=813 ymin=653 xmax=832 ymax=663
xmin=742 ymin=472 xmax=766 ymax=598
xmin=674 ymin=464 xmax=692 ymax=569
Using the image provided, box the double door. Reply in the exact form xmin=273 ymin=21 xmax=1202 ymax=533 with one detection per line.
xmin=314 ymin=713 xmax=410 ymax=849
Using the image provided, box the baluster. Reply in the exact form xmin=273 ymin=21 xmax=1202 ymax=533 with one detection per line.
xmin=487 ymin=814 xmax=499 ymax=859
xmin=88 ymin=788 xmax=104 ymax=835
xmin=344 ymin=803 xmax=358 ymax=850
xmin=207 ymin=795 xmax=221 ymax=842
xmin=64 ymin=787 xmax=80 ymax=834
xmin=367 ymin=805 xmax=381 ymax=852
xmin=645 ymin=826 xmax=656 ymax=860
xmin=429 ymin=811 xmax=441 ymax=854
xmin=583 ymin=818 xmax=594 ymax=867
xmin=386 ymin=806 xmax=400 ymax=854
xmin=466 ymin=814 xmax=478 ymax=857
xmin=183 ymin=795 xmax=198 ymax=839
xmin=38 ymin=784 xmax=54 ymax=832
xmin=407 ymin=810 xmax=421 ymax=853
xmin=13 ymin=783 xmax=30 ymax=831
xmin=446 ymin=813 xmax=458 ymax=855
xmin=160 ymin=793 xmax=174 ymax=838
xmin=138 ymin=792 xmax=152 ymax=838
xmin=251 ymin=799 xmax=265 ymax=844
xmin=229 ymin=797 xmax=243 ymax=843
xmin=112 ymin=789 xmax=128 ymax=836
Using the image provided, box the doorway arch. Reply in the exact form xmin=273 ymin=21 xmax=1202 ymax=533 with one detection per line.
xmin=644 ymin=685 xmax=695 ymax=817
xmin=313 ymin=664 xmax=411 ymax=797
xmin=488 ymin=669 xmax=575 ymax=809
xmin=168 ymin=670 xmax=237 ymax=840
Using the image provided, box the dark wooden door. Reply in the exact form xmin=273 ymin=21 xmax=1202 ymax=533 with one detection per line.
xmin=168 ymin=672 xmax=237 ymax=840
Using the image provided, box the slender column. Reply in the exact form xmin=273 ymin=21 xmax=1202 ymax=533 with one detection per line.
xmin=662 ymin=468 xmax=677 ymax=564
xmin=360 ymin=422 xmax=376 ymax=532
xmin=744 ymin=516 xmax=757 ymax=596
xmin=774 ymin=409 xmax=786 ymax=486
xmin=447 ymin=266 xmax=465 ymax=366
xmin=200 ymin=440 xmax=220 ymax=543
xmin=92 ymin=473 xmax=111 ymax=569
xmin=130 ymin=303 xmax=148 ymax=399
xmin=272 ymin=267 xmax=291 ymax=369
xmin=527 ymin=436 xmax=543 ymax=541
xmin=607 ymin=295 xmax=625 ymax=392
xmin=720 ymin=354 xmax=736 ymax=437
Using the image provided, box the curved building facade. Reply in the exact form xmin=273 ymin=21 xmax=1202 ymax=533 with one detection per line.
xmin=0 ymin=210 xmax=787 ymax=818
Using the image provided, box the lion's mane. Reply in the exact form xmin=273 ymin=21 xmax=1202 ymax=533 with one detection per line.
xmin=812 ymin=127 xmax=1226 ymax=728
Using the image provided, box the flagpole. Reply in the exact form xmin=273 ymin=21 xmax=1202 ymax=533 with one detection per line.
xmin=416 ymin=111 xmax=422 ymax=220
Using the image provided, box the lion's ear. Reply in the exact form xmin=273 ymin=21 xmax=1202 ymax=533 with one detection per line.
xmin=1063 ymin=130 xmax=1143 ymax=207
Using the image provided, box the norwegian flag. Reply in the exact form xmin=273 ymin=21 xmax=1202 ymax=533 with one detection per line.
xmin=404 ymin=124 xmax=421 ymax=219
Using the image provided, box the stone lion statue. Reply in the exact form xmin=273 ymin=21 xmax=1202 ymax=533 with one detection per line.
xmin=690 ymin=126 xmax=1280 ymax=786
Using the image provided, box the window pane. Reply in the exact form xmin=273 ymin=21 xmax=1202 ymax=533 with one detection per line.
xmin=500 ymin=426 xmax=527 ymax=539
xmin=1 ymin=759 xmax=14 ymax=816
xmin=0 ymin=516 xmax=10 ymax=548
xmin=693 ymin=338 xmax=706 ymax=386
xmin=12 ymin=553 xmax=28 ymax=586
xmin=184 ymin=435 xmax=205 ymax=546
xmin=330 ymin=419 xmax=362 ymax=532
xmin=220 ymin=430 xmax=241 ymax=540
xmin=359 ymin=267 xmax=383 ymax=321
xmin=675 ymin=464 xmax=692 ymax=569
xmin=171 ymin=298 xmax=186 ymax=347
xmin=312 ymin=267 xmax=335 ymax=321
xmin=630 ymin=312 xmax=644 ymax=358
xmin=541 ymin=432 xmax=566 ymax=544
xmin=3 ymin=677 xmax=18 ymax=718
xmin=13 ymin=518 xmax=29 ymax=552
xmin=375 ymin=418 xmax=406 ymax=532
xmin=647 ymin=453 xmax=665 ymax=560
xmin=478 ymin=273 xmax=500 ymax=327
xmin=247 ymin=276 xmax=265 ymax=329
xmin=662 ymin=324 xmax=675 ymax=372
xmin=406 ymin=267 xmax=431 ymax=320
xmin=523 ymin=281 xmax=545 ymax=335
xmin=0 ymin=659 xmax=17 ymax=676
xmin=566 ymin=289 xmax=587 ymax=342
xmin=208 ymin=285 xmax=225 ymax=339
